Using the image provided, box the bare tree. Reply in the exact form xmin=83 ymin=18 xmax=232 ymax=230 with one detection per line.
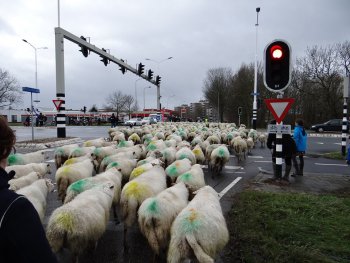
xmin=105 ymin=91 xmax=128 ymax=120
xmin=0 ymin=69 xmax=22 ymax=108
xmin=337 ymin=41 xmax=350 ymax=75
xmin=124 ymin=95 xmax=135 ymax=119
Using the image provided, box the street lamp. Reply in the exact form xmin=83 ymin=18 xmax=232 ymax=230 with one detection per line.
xmin=143 ymin=86 xmax=151 ymax=112
xmin=252 ymin=7 xmax=260 ymax=129
xmin=144 ymin=56 xmax=173 ymax=111
xmin=134 ymin=78 xmax=141 ymax=111
xmin=22 ymin=39 xmax=48 ymax=90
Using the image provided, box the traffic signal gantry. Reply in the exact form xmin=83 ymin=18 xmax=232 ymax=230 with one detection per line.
xmin=264 ymin=40 xmax=291 ymax=93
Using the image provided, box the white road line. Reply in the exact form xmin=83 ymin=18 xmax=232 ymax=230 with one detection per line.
xmin=46 ymin=159 xmax=55 ymax=163
xmin=219 ymin=177 xmax=242 ymax=200
xmin=315 ymin=163 xmax=348 ymax=167
xmin=248 ymin=156 xmax=264 ymax=159
xmin=334 ymin=143 xmax=342 ymax=145
xmin=225 ymin=165 xmax=243 ymax=170
xmin=254 ymin=160 xmax=272 ymax=163
xmin=316 ymin=142 xmax=324 ymax=145
xmin=234 ymin=171 xmax=246 ymax=174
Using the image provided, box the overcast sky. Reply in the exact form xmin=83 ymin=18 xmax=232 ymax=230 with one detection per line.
xmin=1 ymin=0 xmax=349 ymax=111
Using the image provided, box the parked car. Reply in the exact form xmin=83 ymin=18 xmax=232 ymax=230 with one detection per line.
xmin=310 ymin=119 xmax=349 ymax=133
xmin=124 ymin=118 xmax=142 ymax=126
xmin=141 ymin=117 xmax=157 ymax=125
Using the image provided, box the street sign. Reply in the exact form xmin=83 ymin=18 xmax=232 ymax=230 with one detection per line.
xmin=22 ymin=87 xmax=40 ymax=93
xmin=181 ymin=108 xmax=186 ymax=114
xmin=264 ymin=98 xmax=294 ymax=123
xmin=267 ymin=124 xmax=291 ymax=134
xmin=52 ymin=99 xmax=63 ymax=111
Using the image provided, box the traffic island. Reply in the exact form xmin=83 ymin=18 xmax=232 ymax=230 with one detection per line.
xmin=15 ymin=137 xmax=83 ymax=150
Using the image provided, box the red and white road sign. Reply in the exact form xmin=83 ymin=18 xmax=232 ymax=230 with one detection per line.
xmin=52 ymin=99 xmax=63 ymax=111
xmin=181 ymin=108 xmax=186 ymax=114
xmin=264 ymin=98 xmax=295 ymax=123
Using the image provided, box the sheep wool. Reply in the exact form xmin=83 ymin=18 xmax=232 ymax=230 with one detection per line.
xmin=165 ymin=159 xmax=192 ymax=181
xmin=168 ymin=186 xmax=229 ymax=263
xmin=176 ymin=164 xmax=206 ymax=193
xmin=192 ymin=145 xmax=205 ymax=164
xmin=6 ymin=163 xmax=51 ymax=178
xmin=175 ymin=147 xmax=196 ymax=165
xmin=138 ymin=182 xmax=189 ymax=255
xmin=46 ymin=182 xmax=115 ymax=262
xmin=7 ymin=150 xmax=47 ymax=166
xmin=8 ymin=171 xmax=41 ymax=191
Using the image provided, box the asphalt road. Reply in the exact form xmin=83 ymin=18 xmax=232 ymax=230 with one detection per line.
xmin=11 ymin=126 xmax=350 ymax=262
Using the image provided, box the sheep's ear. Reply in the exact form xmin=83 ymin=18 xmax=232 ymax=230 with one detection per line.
xmin=118 ymin=168 xmax=122 ymax=172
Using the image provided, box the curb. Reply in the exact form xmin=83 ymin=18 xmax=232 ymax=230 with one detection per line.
xmin=15 ymin=138 xmax=83 ymax=150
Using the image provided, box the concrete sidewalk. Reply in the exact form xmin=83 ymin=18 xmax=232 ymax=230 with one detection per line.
xmin=251 ymin=171 xmax=350 ymax=195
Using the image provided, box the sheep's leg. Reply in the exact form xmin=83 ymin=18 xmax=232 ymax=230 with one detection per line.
xmin=123 ymin=225 xmax=129 ymax=253
xmin=113 ymin=204 xmax=120 ymax=225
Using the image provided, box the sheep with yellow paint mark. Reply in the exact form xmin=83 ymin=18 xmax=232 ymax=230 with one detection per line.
xmin=120 ymin=166 xmax=167 ymax=251
xmin=168 ymin=186 xmax=229 ymax=263
xmin=46 ymin=181 xmax=115 ymax=263
xmin=138 ymin=182 xmax=189 ymax=257
xmin=54 ymin=144 xmax=80 ymax=169
xmin=192 ymin=145 xmax=205 ymax=164
xmin=68 ymin=146 xmax=96 ymax=159
xmin=55 ymin=158 xmax=95 ymax=202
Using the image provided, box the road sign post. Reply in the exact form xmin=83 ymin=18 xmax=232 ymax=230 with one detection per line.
xmin=22 ymin=87 xmax=40 ymax=141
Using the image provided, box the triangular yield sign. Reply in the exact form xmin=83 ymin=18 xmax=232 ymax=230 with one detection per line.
xmin=264 ymin=98 xmax=295 ymax=123
xmin=52 ymin=99 xmax=63 ymax=111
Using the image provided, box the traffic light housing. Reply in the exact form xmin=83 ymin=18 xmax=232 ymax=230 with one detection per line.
xmin=147 ymin=69 xmax=154 ymax=80
xmin=100 ymin=48 xmax=109 ymax=66
xmin=83 ymin=106 xmax=86 ymax=113
xmin=238 ymin=107 xmax=242 ymax=115
xmin=79 ymin=36 xmax=89 ymax=57
xmin=119 ymin=59 xmax=126 ymax=74
xmin=138 ymin=63 xmax=145 ymax=75
xmin=264 ymin=40 xmax=291 ymax=92
xmin=155 ymin=75 xmax=161 ymax=86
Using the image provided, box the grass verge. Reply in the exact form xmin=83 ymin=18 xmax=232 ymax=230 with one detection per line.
xmin=323 ymin=151 xmax=347 ymax=160
xmin=222 ymin=190 xmax=350 ymax=263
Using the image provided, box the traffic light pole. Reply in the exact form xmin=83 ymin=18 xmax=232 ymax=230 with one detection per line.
xmin=252 ymin=7 xmax=260 ymax=130
xmin=275 ymin=92 xmax=284 ymax=179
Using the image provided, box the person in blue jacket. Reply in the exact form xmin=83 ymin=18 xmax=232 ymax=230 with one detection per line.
xmin=0 ymin=116 xmax=58 ymax=263
xmin=347 ymin=145 xmax=350 ymax=165
xmin=292 ymin=119 xmax=307 ymax=176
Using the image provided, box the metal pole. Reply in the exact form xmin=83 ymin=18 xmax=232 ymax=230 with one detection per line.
xmin=34 ymin=48 xmax=38 ymax=88
xmin=135 ymin=78 xmax=141 ymax=111
xmin=58 ymin=0 xmax=60 ymax=27
xmin=218 ymin=92 xmax=220 ymax=122
xmin=342 ymin=97 xmax=348 ymax=156
xmin=31 ymin=92 xmax=34 ymax=141
xmin=275 ymin=92 xmax=283 ymax=179
xmin=252 ymin=7 xmax=260 ymax=130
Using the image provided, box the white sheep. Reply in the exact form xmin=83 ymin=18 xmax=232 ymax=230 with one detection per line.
xmin=68 ymin=146 xmax=96 ymax=159
xmin=6 ymin=163 xmax=51 ymax=178
xmin=175 ymin=164 xmax=206 ymax=193
xmin=16 ymin=178 xmax=54 ymax=222
xmin=120 ymin=167 xmax=167 ymax=250
xmin=105 ymin=158 xmax=138 ymax=182
xmin=138 ymin=182 xmax=189 ymax=256
xmin=246 ymin=137 xmax=254 ymax=154
xmin=258 ymin=133 xmax=267 ymax=148
xmin=55 ymin=158 xmax=95 ymax=202
xmin=62 ymin=155 xmax=90 ymax=166
xmin=129 ymin=162 xmax=159 ymax=181
xmin=192 ymin=145 xmax=205 ymax=164
xmin=83 ymin=137 xmax=114 ymax=147
xmin=7 ymin=150 xmax=47 ymax=166
xmin=209 ymin=145 xmax=230 ymax=175
xmin=160 ymin=147 xmax=177 ymax=167
xmin=165 ymin=159 xmax=192 ymax=182
xmin=168 ymin=186 xmax=229 ymax=263
xmin=233 ymin=137 xmax=247 ymax=162
xmin=54 ymin=144 xmax=80 ymax=168
xmin=99 ymin=151 xmax=137 ymax=172
xmin=46 ymin=181 xmax=115 ymax=263
xmin=176 ymin=147 xmax=196 ymax=165
xmin=8 ymin=171 xmax=42 ymax=191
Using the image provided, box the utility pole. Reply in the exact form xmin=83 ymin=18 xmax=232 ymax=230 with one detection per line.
xmin=252 ymin=7 xmax=260 ymax=129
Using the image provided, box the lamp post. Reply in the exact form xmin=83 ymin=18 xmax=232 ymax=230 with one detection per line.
xmin=252 ymin=7 xmax=260 ymax=129
xmin=143 ymin=86 xmax=151 ymax=111
xmin=134 ymin=78 xmax=141 ymax=111
xmin=145 ymin=57 xmax=173 ymax=111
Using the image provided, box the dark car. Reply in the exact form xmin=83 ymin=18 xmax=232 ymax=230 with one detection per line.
xmin=310 ymin=119 xmax=349 ymax=133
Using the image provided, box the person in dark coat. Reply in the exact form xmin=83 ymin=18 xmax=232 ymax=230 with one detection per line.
xmin=267 ymin=120 xmax=297 ymax=182
xmin=110 ymin=113 xmax=117 ymax=128
xmin=0 ymin=116 xmax=58 ymax=263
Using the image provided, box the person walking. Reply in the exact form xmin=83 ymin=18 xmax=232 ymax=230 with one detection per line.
xmin=110 ymin=113 xmax=117 ymax=128
xmin=292 ymin=119 xmax=307 ymax=176
xmin=0 ymin=116 xmax=58 ymax=263
xmin=267 ymin=120 xmax=297 ymax=182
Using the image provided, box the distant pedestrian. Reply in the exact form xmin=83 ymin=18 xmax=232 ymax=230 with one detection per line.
xmin=346 ymin=144 xmax=350 ymax=165
xmin=0 ymin=116 xmax=58 ymax=263
xmin=267 ymin=120 xmax=297 ymax=182
xmin=292 ymin=119 xmax=307 ymax=176
xmin=110 ymin=113 xmax=117 ymax=128
xmin=38 ymin=113 xmax=44 ymax=127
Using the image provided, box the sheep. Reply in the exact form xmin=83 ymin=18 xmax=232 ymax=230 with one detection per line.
xmin=205 ymin=144 xmax=221 ymax=167
xmin=137 ymin=156 xmax=157 ymax=167
xmin=129 ymin=162 xmax=161 ymax=181
xmin=55 ymin=158 xmax=95 ymax=202
xmin=248 ymin=129 xmax=258 ymax=144
xmin=246 ymin=137 xmax=254 ymax=154
xmin=120 ymin=167 xmax=167 ymax=251
xmin=138 ymin=182 xmax=189 ymax=258
xmin=165 ymin=159 xmax=192 ymax=182
xmin=111 ymin=131 xmax=126 ymax=142
xmin=209 ymin=145 xmax=230 ymax=176
xmin=83 ymin=137 xmax=113 ymax=147
xmin=63 ymin=155 xmax=90 ymax=166
xmin=105 ymin=158 xmax=138 ymax=182
xmin=233 ymin=137 xmax=247 ymax=162
xmin=205 ymin=135 xmax=220 ymax=145
xmin=167 ymin=186 xmax=229 ymax=263
xmin=64 ymin=167 xmax=122 ymax=223
xmin=54 ymin=144 xmax=80 ymax=169
xmin=8 ymin=171 xmax=42 ymax=191
xmin=90 ymin=145 xmax=119 ymax=165
xmin=176 ymin=147 xmax=196 ymax=165
xmin=160 ymin=147 xmax=177 ymax=167
xmin=16 ymin=178 xmax=54 ymax=222
xmin=68 ymin=146 xmax=96 ymax=159
xmin=176 ymin=141 xmax=191 ymax=150
xmin=6 ymin=163 xmax=51 ymax=178
xmin=7 ymin=150 xmax=47 ymax=166
xmin=192 ymin=145 xmax=205 ymax=164
xmin=46 ymin=181 xmax=115 ymax=263
xmin=175 ymin=164 xmax=206 ymax=193
xmin=128 ymin=133 xmax=141 ymax=144
xmin=117 ymin=139 xmax=134 ymax=148
xmin=258 ymin=133 xmax=267 ymax=148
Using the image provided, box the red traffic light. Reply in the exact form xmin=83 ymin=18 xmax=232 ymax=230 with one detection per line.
xmin=270 ymin=45 xmax=283 ymax=59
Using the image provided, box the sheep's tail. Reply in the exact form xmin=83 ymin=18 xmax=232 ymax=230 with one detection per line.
xmin=121 ymin=193 xmax=138 ymax=228
xmin=46 ymin=212 xmax=71 ymax=253
xmin=57 ymin=176 xmax=69 ymax=203
xmin=185 ymin=233 xmax=214 ymax=263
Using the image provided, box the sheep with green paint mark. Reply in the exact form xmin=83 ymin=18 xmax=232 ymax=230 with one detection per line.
xmin=7 ymin=150 xmax=48 ymax=166
xmin=55 ymin=159 xmax=95 ymax=202
xmin=68 ymin=146 xmax=96 ymax=159
xmin=165 ymin=159 xmax=192 ymax=182
xmin=90 ymin=145 xmax=119 ymax=166
xmin=205 ymin=144 xmax=221 ymax=166
xmin=105 ymin=158 xmax=137 ymax=182
xmin=175 ymin=147 xmax=196 ymax=165
xmin=54 ymin=144 xmax=80 ymax=169
xmin=8 ymin=171 xmax=42 ymax=191
xmin=117 ymin=139 xmax=134 ymax=148
xmin=168 ymin=185 xmax=229 ymax=263
xmin=160 ymin=147 xmax=176 ymax=167
xmin=46 ymin=181 xmax=115 ymax=262
xmin=176 ymin=164 xmax=205 ymax=193
xmin=209 ymin=145 xmax=230 ymax=175
xmin=120 ymin=166 xmax=167 ymax=250
xmin=138 ymin=182 xmax=189 ymax=256
xmin=16 ymin=178 xmax=54 ymax=222
xmin=6 ymin=163 xmax=51 ymax=178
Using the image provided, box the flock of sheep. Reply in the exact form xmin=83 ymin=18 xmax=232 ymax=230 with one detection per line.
xmin=6 ymin=122 xmax=267 ymax=263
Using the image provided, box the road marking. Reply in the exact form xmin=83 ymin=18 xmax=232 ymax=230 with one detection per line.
xmin=46 ymin=159 xmax=55 ymax=163
xmin=316 ymin=142 xmax=324 ymax=145
xmin=334 ymin=143 xmax=342 ymax=145
xmin=218 ymin=177 xmax=242 ymax=200
xmin=225 ymin=165 xmax=243 ymax=170
xmin=315 ymin=163 xmax=348 ymax=167
xmin=258 ymin=167 xmax=273 ymax=174
xmin=234 ymin=171 xmax=246 ymax=174
xmin=248 ymin=156 xmax=264 ymax=159
xmin=254 ymin=160 xmax=272 ymax=163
